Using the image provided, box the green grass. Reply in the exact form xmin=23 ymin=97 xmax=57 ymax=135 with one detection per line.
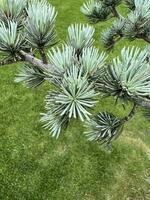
xmin=0 ymin=1 xmax=150 ymax=199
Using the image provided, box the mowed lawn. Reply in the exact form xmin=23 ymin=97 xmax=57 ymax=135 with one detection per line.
xmin=0 ymin=0 xmax=150 ymax=199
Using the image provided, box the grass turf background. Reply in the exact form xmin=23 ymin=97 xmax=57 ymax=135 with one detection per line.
xmin=0 ymin=0 xmax=150 ymax=199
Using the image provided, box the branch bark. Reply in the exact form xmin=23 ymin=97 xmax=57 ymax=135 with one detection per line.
xmin=119 ymin=97 xmax=150 ymax=125
xmin=39 ymin=48 xmax=48 ymax=64
xmin=121 ymin=103 xmax=138 ymax=124
xmin=111 ymin=6 xmax=120 ymax=18
xmin=134 ymin=96 xmax=150 ymax=108
xmin=19 ymin=50 xmax=52 ymax=70
xmin=119 ymin=96 xmax=150 ymax=125
xmin=136 ymin=34 xmax=150 ymax=43
xmin=143 ymin=37 xmax=150 ymax=44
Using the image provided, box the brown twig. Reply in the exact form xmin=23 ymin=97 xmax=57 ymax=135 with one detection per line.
xmin=0 ymin=57 xmax=23 ymax=66
xmin=39 ymin=48 xmax=48 ymax=64
xmin=121 ymin=103 xmax=138 ymax=124
xmin=111 ymin=6 xmax=120 ymax=18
